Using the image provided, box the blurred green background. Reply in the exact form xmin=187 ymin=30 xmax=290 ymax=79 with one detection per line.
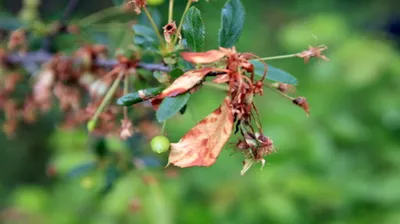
xmin=1 ymin=0 xmax=400 ymax=223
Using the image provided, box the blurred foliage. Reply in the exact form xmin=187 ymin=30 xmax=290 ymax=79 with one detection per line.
xmin=1 ymin=0 xmax=400 ymax=224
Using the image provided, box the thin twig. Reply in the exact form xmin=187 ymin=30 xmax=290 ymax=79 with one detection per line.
xmin=4 ymin=51 xmax=170 ymax=72
xmin=263 ymin=83 xmax=294 ymax=101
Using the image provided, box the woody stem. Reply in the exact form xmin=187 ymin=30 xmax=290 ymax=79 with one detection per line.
xmin=263 ymin=83 xmax=294 ymax=101
xmin=172 ymin=0 xmax=192 ymax=45
xmin=259 ymin=54 xmax=297 ymax=61
xmin=88 ymin=70 xmax=125 ymax=131
xmin=143 ymin=7 xmax=165 ymax=48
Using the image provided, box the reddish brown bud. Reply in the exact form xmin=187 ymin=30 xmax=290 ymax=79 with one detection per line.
xmin=293 ymin=96 xmax=310 ymax=116
xmin=257 ymin=134 xmax=273 ymax=147
xmin=237 ymin=140 xmax=250 ymax=150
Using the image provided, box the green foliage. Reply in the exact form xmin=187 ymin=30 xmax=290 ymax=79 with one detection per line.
xmin=182 ymin=7 xmax=205 ymax=52
xmin=1 ymin=1 xmax=400 ymax=224
xmin=169 ymin=68 xmax=185 ymax=79
xmin=156 ymin=93 xmax=191 ymax=122
xmin=112 ymin=0 xmax=125 ymax=6
xmin=251 ymin=60 xmax=299 ymax=85
xmin=218 ymin=0 xmax=245 ymax=48
xmin=133 ymin=24 xmax=159 ymax=50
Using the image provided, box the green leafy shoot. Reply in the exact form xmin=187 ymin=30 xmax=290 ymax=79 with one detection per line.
xmin=250 ymin=60 xmax=298 ymax=85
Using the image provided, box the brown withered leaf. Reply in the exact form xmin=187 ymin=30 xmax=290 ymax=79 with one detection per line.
xmin=168 ymin=97 xmax=234 ymax=167
xmin=212 ymin=74 xmax=230 ymax=84
xmin=181 ymin=50 xmax=227 ymax=64
xmin=157 ymin=68 xmax=228 ymax=98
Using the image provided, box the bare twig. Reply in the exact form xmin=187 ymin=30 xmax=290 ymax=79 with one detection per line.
xmin=4 ymin=51 xmax=170 ymax=72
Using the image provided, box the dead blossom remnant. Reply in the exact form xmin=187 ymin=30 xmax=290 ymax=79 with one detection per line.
xmin=166 ymin=47 xmax=272 ymax=173
xmin=146 ymin=46 xmax=328 ymax=174
xmin=296 ymin=45 xmax=329 ymax=63
xmin=0 ymin=0 xmax=329 ymax=175
xmin=0 ymin=29 xmax=163 ymax=139
xmin=127 ymin=0 xmax=147 ymax=14
xmin=163 ymin=21 xmax=179 ymax=43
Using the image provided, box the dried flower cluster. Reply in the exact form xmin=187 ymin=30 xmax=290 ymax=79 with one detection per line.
xmin=127 ymin=0 xmax=147 ymax=14
xmin=0 ymin=0 xmax=329 ymax=176
xmin=0 ymin=30 xmax=161 ymax=139
xmin=140 ymin=46 xmax=328 ymax=174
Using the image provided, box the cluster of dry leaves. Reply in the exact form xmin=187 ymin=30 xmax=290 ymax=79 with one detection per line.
xmin=0 ymin=0 xmax=329 ymax=175
xmin=143 ymin=45 xmax=328 ymax=174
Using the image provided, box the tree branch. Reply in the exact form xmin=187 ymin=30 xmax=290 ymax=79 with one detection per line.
xmin=4 ymin=51 xmax=170 ymax=72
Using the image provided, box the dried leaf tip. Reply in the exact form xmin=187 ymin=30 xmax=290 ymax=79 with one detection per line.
xmin=296 ymin=45 xmax=329 ymax=63
xmin=168 ymin=97 xmax=234 ymax=167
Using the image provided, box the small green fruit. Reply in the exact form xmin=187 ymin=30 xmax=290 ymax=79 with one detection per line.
xmin=150 ymin=135 xmax=170 ymax=153
xmin=87 ymin=120 xmax=96 ymax=132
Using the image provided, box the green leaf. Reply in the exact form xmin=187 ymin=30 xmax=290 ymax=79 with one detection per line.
xmin=250 ymin=60 xmax=298 ymax=85
xmin=117 ymin=87 xmax=164 ymax=106
xmin=170 ymin=68 xmax=184 ymax=79
xmin=182 ymin=7 xmax=205 ymax=52
xmin=178 ymin=58 xmax=194 ymax=70
xmin=67 ymin=162 xmax=96 ymax=178
xmin=133 ymin=24 xmax=158 ymax=49
xmin=218 ymin=0 xmax=245 ymax=48
xmin=0 ymin=17 xmax=23 ymax=30
xmin=112 ymin=0 xmax=124 ymax=6
xmin=156 ymin=93 xmax=191 ymax=122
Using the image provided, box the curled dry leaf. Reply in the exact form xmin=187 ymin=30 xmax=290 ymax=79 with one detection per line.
xmin=168 ymin=97 xmax=234 ymax=167
xmin=181 ymin=50 xmax=227 ymax=64
xmin=157 ymin=68 xmax=228 ymax=98
xmin=212 ymin=73 xmax=230 ymax=84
